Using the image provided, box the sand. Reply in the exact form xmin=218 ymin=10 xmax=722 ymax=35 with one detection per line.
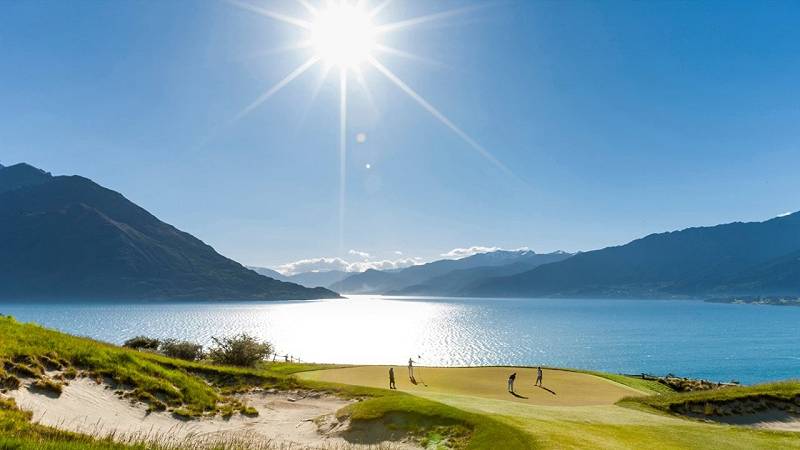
xmin=5 ymin=378 xmax=419 ymax=449
xmin=298 ymin=366 xmax=645 ymax=406
xmin=698 ymin=409 xmax=800 ymax=432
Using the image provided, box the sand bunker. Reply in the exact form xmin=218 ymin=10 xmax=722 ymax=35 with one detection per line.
xmin=5 ymin=378 xmax=420 ymax=449
xmin=687 ymin=409 xmax=800 ymax=432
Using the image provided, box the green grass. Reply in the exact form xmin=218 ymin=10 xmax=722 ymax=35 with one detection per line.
xmin=622 ymin=379 xmax=800 ymax=413
xmin=340 ymin=392 xmax=536 ymax=449
xmin=579 ymin=370 xmax=676 ymax=395
xmin=3 ymin=315 xmax=799 ymax=450
xmin=0 ymin=316 xmax=533 ymax=449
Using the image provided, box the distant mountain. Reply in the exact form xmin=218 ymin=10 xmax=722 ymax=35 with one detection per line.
xmin=391 ymin=252 xmax=573 ymax=296
xmin=468 ymin=213 xmax=800 ymax=298
xmin=289 ymin=270 xmax=349 ymax=288
xmin=0 ymin=163 xmax=339 ymax=301
xmin=330 ymin=250 xmax=572 ymax=294
xmin=248 ymin=266 xmax=291 ymax=282
xmin=248 ymin=266 xmax=349 ymax=288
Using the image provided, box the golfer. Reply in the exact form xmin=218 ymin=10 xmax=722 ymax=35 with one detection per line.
xmin=408 ymin=358 xmax=415 ymax=380
xmin=389 ymin=367 xmax=396 ymax=389
xmin=508 ymin=372 xmax=517 ymax=393
xmin=536 ymin=367 xmax=543 ymax=386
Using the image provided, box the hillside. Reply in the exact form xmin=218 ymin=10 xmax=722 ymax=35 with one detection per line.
xmin=330 ymin=250 xmax=572 ymax=294
xmin=249 ymin=266 xmax=349 ymax=288
xmin=392 ymin=252 xmax=573 ymax=296
xmin=468 ymin=213 xmax=800 ymax=298
xmin=0 ymin=163 xmax=338 ymax=301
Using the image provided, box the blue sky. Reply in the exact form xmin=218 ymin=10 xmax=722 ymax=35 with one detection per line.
xmin=2 ymin=0 xmax=799 ymax=270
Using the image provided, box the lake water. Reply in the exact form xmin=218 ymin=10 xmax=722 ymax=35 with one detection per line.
xmin=1 ymin=296 xmax=798 ymax=385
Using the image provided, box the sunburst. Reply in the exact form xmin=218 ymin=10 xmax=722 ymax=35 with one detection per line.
xmin=226 ymin=0 xmax=513 ymax=251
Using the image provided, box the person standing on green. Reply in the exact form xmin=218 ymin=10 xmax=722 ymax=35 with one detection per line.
xmin=536 ymin=367 xmax=543 ymax=386
xmin=508 ymin=372 xmax=517 ymax=393
xmin=389 ymin=367 xmax=396 ymax=389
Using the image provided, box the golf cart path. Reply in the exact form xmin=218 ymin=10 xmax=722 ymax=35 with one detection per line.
xmin=298 ymin=366 xmax=646 ymax=407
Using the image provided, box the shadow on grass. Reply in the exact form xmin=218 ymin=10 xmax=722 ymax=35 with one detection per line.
xmin=538 ymin=385 xmax=556 ymax=395
xmin=509 ymin=391 xmax=528 ymax=399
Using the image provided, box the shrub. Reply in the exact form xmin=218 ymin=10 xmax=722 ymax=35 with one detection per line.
xmin=207 ymin=333 xmax=273 ymax=367
xmin=159 ymin=339 xmax=204 ymax=361
xmin=123 ymin=336 xmax=161 ymax=350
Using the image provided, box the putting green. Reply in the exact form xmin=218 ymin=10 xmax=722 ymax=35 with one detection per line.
xmin=298 ymin=366 xmax=646 ymax=406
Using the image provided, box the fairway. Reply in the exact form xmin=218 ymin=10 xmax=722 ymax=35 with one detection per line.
xmin=298 ymin=366 xmax=646 ymax=406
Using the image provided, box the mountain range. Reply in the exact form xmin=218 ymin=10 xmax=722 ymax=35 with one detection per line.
xmin=466 ymin=213 xmax=800 ymax=298
xmin=247 ymin=267 xmax=349 ymax=288
xmin=271 ymin=212 xmax=800 ymax=300
xmin=328 ymin=250 xmax=574 ymax=294
xmin=0 ymin=163 xmax=338 ymax=301
xmin=4 ymin=162 xmax=798 ymax=301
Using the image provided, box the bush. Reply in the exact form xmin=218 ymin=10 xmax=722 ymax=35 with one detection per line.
xmin=159 ymin=339 xmax=204 ymax=361
xmin=123 ymin=336 xmax=161 ymax=350
xmin=207 ymin=333 xmax=273 ymax=367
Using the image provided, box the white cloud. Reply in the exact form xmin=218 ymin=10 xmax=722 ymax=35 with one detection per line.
xmin=276 ymin=257 xmax=351 ymax=276
xmin=440 ymin=246 xmax=530 ymax=259
xmin=394 ymin=250 xmax=403 ymax=255
xmin=777 ymin=211 xmax=795 ymax=218
xmin=276 ymin=256 xmax=422 ymax=276
xmin=348 ymin=249 xmax=371 ymax=259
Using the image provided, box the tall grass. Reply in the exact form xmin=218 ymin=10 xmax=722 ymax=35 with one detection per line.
xmin=0 ymin=316 xmax=536 ymax=449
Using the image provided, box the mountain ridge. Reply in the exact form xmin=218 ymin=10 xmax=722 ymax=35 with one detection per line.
xmin=0 ymin=163 xmax=339 ymax=301
xmin=467 ymin=213 xmax=800 ymax=298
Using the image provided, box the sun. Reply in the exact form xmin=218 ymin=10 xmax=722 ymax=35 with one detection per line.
xmin=225 ymin=0 xmax=514 ymax=253
xmin=310 ymin=4 xmax=376 ymax=68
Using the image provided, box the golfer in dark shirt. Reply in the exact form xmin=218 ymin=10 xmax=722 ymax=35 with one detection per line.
xmin=508 ymin=372 xmax=517 ymax=393
xmin=389 ymin=367 xmax=396 ymax=389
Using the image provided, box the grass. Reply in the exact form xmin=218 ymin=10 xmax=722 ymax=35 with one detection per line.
xmin=302 ymin=365 xmax=800 ymax=449
xmin=621 ymin=379 xmax=800 ymax=414
xmin=577 ymin=370 xmax=675 ymax=395
xmin=0 ymin=316 xmax=533 ymax=449
xmin=2 ymin=315 xmax=799 ymax=449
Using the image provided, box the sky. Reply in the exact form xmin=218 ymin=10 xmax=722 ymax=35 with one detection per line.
xmin=1 ymin=0 xmax=799 ymax=271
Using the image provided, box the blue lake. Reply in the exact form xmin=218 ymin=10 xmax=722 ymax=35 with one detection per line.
xmin=1 ymin=296 xmax=798 ymax=384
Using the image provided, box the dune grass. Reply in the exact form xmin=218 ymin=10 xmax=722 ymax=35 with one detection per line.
xmin=621 ymin=379 xmax=800 ymax=413
xmin=0 ymin=316 xmax=534 ymax=449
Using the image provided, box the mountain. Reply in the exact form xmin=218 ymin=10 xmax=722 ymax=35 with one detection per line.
xmin=0 ymin=163 xmax=52 ymax=194
xmin=391 ymin=252 xmax=573 ymax=296
xmin=468 ymin=213 xmax=800 ymax=298
xmin=248 ymin=267 xmax=349 ymax=288
xmin=330 ymin=250 xmax=572 ymax=294
xmin=248 ymin=266 xmax=291 ymax=282
xmin=0 ymin=163 xmax=339 ymax=301
xmin=288 ymin=270 xmax=349 ymax=288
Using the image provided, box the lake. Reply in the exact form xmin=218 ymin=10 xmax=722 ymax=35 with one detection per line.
xmin=1 ymin=296 xmax=798 ymax=384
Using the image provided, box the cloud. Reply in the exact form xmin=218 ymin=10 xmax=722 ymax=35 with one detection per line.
xmin=394 ymin=250 xmax=403 ymax=255
xmin=276 ymin=257 xmax=350 ymax=276
xmin=348 ymin=249 xmax=371 ymax=259
xmin=276 ymin=256 xmax=422 ymax=276
xmin=440 ymin=246 xmax=530 ymax=259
